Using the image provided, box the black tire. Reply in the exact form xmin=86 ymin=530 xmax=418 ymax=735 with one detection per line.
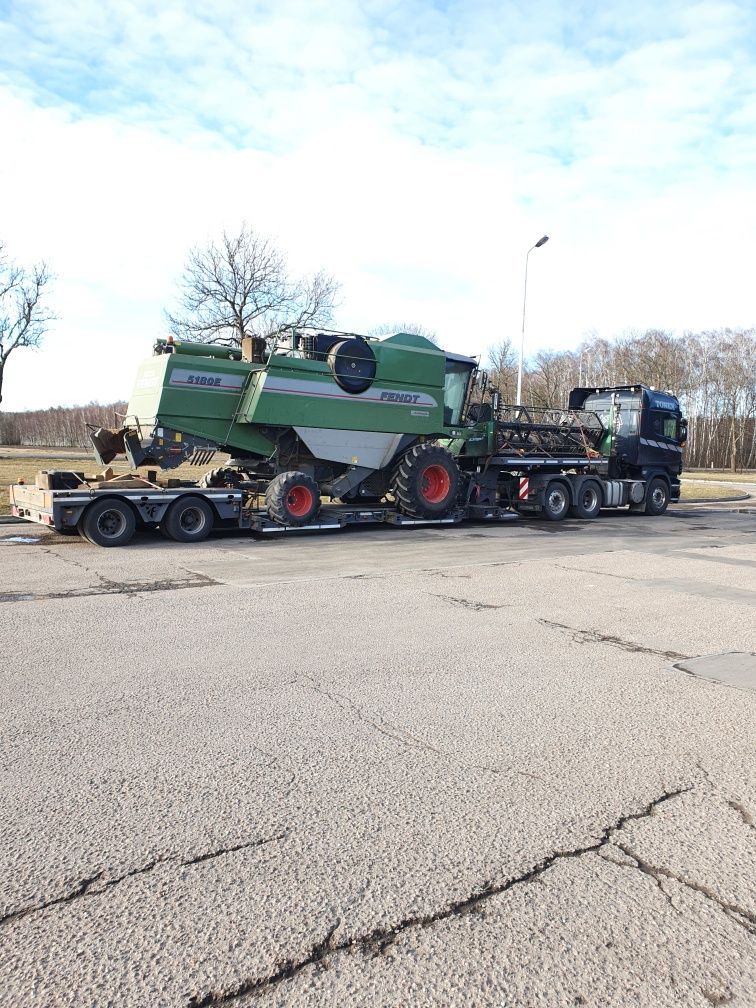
xmin=645 ymin=477 xmax=670 ymax=516
xmin=542 ymin=480 xmax=570 ymax=522
xmin=570 ymin=480 xmax=602 ymax=519
xmin=266 ymin=471 xmax=321 ymax=526
xmin=79 ymin=498 xmax=136 ymax=547
xmin=327 ymin=338 xmax=377 ymax=394
xmin=161 ymin=495 xmax=215 ymax=542
xmin=198 ymin=467 xmax=242 ymax=489
xmin=392 ymin=443 xmax=460 ymax=518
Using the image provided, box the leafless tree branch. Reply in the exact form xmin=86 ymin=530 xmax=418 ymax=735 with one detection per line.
xmin=166 ymin=225 xmax=340 ymax=346
xmin=0 ymin=241 xmax=54 ymax=405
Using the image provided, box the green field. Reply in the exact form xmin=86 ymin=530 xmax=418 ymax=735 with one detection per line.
xmin=2 ymin=450 xmax=750 ymax=517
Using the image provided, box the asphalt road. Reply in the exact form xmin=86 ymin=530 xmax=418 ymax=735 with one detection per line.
xmin=1 ymin=504 xmax=755 ymax=1008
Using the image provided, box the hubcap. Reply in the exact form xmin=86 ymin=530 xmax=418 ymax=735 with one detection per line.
xmin=548 ymin=489 xmax=566 ymax=511
xmin=652 ymin=487 xmax=665 ymax=505
xmin=286 ymin=485 xmax=314 ymax=517
xmin=97 ymin=509 xmax=126 ymax=538
xmin=180 ymin=507 xmax=206 ymax=533
xmin=420 ymin=464 xmax=451 ymax=504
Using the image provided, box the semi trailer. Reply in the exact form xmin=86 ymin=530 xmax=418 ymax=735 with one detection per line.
xmin=8 ymin=329 xmax=687 ymax=546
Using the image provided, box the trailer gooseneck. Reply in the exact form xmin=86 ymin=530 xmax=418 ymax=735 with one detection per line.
xmin=9 ymin=330 xmax=687 ymax=546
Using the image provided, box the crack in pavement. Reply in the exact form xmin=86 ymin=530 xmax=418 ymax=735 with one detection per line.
xmin=612 ymin=841 xmax=756 ymax=936
xmin=434 ymin=594 xmax=508 ymax=612
xmin=726 ymin=799 xmax=755 ymax=829
xmin=300 ymin=675 xmax=543 ymax=783
xmin=600 ymin=846 xmax=686 ymax=918
xmin=185 ymin=790 xmax=693 ymax=1003
xmin=184 ymin=786 xmax=691 ymax=1007
xmin=538 ymin=619 xmax=690 ymax=661
xmin=0 ymin=573 xmax=218 ymax=603
xmin=695 ymin=760 xmax=755 ymax=832
xmin=0 ymin=832 xmax=286 ymax=928
xmin=552 ymin=562 xmax=640 ymax=583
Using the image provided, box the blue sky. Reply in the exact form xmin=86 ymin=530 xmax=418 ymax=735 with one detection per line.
xmin=1 ymin=0 xmax=755 ymax=409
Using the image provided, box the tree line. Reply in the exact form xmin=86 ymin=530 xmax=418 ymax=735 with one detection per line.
xmin=487 ymin=328 xmax=756 ymax=470
xmin=0 ymin=402 xmax=127 ymax=448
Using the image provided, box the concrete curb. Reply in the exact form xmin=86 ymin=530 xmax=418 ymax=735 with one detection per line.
xmin=676 ymin=493 xmax=751 ymax=505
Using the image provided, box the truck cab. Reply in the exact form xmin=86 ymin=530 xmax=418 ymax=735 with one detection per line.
xmin=568 ymin=385 xmax=686 ymax=498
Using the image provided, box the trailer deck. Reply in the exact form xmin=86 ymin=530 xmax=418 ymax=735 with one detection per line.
xmin=9 ymin=481 xmax=517 ymax=541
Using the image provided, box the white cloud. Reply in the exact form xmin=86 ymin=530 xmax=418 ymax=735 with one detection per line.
xmin=0 ymin=0 xmax=755 ymax=410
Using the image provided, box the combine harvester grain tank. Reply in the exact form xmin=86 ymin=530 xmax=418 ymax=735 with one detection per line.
xmin=9 ymin=329 xmax=687 ymax=545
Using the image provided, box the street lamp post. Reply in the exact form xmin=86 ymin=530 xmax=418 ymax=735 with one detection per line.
xmin=516 ymin=235 xmax=549 ymax=406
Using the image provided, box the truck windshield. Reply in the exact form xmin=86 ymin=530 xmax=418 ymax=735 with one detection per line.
xmin=582 ymin=392 xmax=640 ymax=436
xmin=444 ymin=361 xmax=473 ymax=426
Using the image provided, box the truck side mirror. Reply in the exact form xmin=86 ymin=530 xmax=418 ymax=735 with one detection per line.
xmin=678 ymin=419 xmax=688 ymax=445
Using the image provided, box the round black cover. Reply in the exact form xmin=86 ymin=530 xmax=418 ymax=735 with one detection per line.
xmin=327 ymin=339 xmax=377 ymax=393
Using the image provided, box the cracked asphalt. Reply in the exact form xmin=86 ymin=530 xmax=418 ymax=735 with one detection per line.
xmin=1 ymin=504 xmax=754 ymax=1007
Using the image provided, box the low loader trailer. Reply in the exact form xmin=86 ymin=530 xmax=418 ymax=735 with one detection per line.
xmin=9 ymin=330 xmax=687 ymax=546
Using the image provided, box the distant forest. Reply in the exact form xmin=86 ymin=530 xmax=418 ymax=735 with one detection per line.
xmin=0 ymin=402 xmax=127 ymax=450
xmin=0 ymin=328 xmax=754 ymax=470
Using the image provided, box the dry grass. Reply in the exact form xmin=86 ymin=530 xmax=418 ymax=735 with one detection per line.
xmin=685 ymin=469 xmax=756 ymax=484
xmin=679 ymin=481 xmax=747 ymax=500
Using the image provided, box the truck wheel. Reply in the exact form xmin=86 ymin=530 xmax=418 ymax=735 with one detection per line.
xmin=266 ymin=471 xmax=321 ymax=526
xmin=392 ymin=444 xmax=460 ymax=518
xmin=542 ymin=480 xmax=570 ymax=522
xmin=645 ymin=477 xmax=670 ymax=516
xmin=161 ymin=495 xmax=215 ymax=542
xmin=79 ymin=499 xmax=136 ymax=547
xmin=570 ymin=480 xmax=601 ymax=519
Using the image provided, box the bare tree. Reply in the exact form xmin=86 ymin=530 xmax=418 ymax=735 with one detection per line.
xmin=369 ymin=321 xmax=439 ymax=345
xmin=485 ymin=339 xmax=517 ymax=401
xmin=0 ymin=242 xmax=53 ymax=405
xmin=166 ymin=225 xmax=340 ymax=346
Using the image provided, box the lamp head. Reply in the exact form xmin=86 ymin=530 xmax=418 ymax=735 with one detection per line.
xmin=534 ymin=235 xmax=549 ymax=248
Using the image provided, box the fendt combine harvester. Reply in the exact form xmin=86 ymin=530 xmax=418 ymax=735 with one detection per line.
xmin=10 ymin=330 xmax=687 ymax=546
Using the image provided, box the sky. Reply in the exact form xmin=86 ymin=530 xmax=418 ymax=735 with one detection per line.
xmin=1 ymin=0 xmax=755 ymax=410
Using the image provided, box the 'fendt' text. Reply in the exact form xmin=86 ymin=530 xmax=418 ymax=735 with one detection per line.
xmin=380 ymin=391 xmax=422 ymax=404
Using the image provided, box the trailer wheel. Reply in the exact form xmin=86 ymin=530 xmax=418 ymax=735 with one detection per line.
xmin=570 ymin=480 xmax=601 ymax=519
xmin=161 ymin=495 xmax=215 ymax=542
xmin=392 ymin=444 xmax=460 ymax=518
xmin=542 ymin=480 xmax=570 ymax=522
xmin=645 ymin=477 xmax=670 ymax=516
xmin=79 ymin=498 xmax=136 ymax=547
xmin=266 ymin=471 xmax=321 ymax=526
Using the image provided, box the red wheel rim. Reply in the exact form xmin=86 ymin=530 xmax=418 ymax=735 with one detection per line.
xmin=286 ymin=485 xmax=313 ymax=517
xmin=420 ymin=464 xmax=451 ymax=504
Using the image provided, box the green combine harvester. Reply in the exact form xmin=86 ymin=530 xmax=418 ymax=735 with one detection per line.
xmin=91 ymin=328 xmax=493 ymax=524
xmin=10 ymin=328 xmax=686 ymax=545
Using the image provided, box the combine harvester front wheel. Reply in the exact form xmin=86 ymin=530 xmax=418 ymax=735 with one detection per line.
xmin=266 ymin=471 xmax=322 ymax=527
